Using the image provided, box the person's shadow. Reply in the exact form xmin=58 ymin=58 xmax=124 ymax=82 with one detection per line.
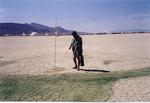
xmin=79 ymin=68 xmax=110 ymax=73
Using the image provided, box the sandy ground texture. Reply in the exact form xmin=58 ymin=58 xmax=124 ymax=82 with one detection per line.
xmin=1 ymin=33 xmax=150 ymax=101
xmin=0 ymin=33 xmax=150 ymax=75
xmin=109 ymin=76 xmax=150 ymax=102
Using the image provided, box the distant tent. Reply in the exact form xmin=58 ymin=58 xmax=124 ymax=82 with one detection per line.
xmin=45 ymin=33 xmax=49 ymax=36
xmin=30 ymin=32 xmax=37 ymax=36
xmin=22 ymin=33 xmax=26 ymax=36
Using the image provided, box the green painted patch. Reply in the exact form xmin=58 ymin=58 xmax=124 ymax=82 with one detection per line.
xmin=0 ymin=67 xmax=150 ymax=101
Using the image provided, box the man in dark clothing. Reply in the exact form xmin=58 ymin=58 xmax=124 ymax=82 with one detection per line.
xmin=69 ymin=31 xmax=83 ymax=71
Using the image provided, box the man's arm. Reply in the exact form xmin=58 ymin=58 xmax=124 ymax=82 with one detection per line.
xmin=79 ymin=37 xmax=83 ymax=49
xmin=69 ymin=39 xmax=74 ymax=50
xmin=69 ymin=43 xmax=72 ymax=50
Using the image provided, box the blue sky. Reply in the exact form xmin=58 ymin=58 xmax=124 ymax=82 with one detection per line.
xmin=0 ymin=0 xmax=150 ymax=32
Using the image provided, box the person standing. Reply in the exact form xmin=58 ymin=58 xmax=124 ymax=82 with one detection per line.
xmin=69 ymin=31 xmax=83 ymax=71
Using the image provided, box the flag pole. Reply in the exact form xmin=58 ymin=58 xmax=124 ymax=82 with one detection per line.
xmin=54 ymin=18 xmax=57 ymax=68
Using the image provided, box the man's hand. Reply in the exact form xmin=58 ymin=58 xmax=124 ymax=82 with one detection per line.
xmin=69 ymin=47 xmax=71 ymax=50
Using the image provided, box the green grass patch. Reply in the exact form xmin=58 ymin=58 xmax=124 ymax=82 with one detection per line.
xmin=0 ymin=67 xmax=150 ymax=101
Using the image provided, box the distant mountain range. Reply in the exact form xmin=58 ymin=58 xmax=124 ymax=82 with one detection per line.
xmin=0 ymin=23 xmax=73 ymax=36
xmin=0 ymin=22 xmax=150 ymax=36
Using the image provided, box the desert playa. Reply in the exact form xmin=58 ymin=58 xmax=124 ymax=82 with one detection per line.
xmin=0 ymin=33 xmax=150 ymax=101
xmin=1 ymin=33 xmax=150 ymax=75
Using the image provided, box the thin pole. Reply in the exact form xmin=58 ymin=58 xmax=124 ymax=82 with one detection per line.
xmin=54 ymin=18 xmax=57 ymax=68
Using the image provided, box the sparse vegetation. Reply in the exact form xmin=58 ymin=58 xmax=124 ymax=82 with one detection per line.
xmin=0 ymin=67 xmax=150 ymax=101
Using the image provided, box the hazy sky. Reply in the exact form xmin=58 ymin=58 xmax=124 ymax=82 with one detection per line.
xmin=0 ymin=0 xmax=150 ymax=32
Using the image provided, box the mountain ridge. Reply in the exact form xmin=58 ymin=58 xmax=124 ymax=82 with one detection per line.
xmin=0 ymin=22 xmax=73 ymax=36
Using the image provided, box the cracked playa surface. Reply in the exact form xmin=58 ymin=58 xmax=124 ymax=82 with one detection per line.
xmin=109 ymin=76 xmax=150 ymax=102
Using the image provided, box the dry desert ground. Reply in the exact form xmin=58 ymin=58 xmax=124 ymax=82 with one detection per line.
xmin=0 ymin=33 xmax=150 ymax=75
xmin=1 ymin=33 xmax=150 ymax=101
